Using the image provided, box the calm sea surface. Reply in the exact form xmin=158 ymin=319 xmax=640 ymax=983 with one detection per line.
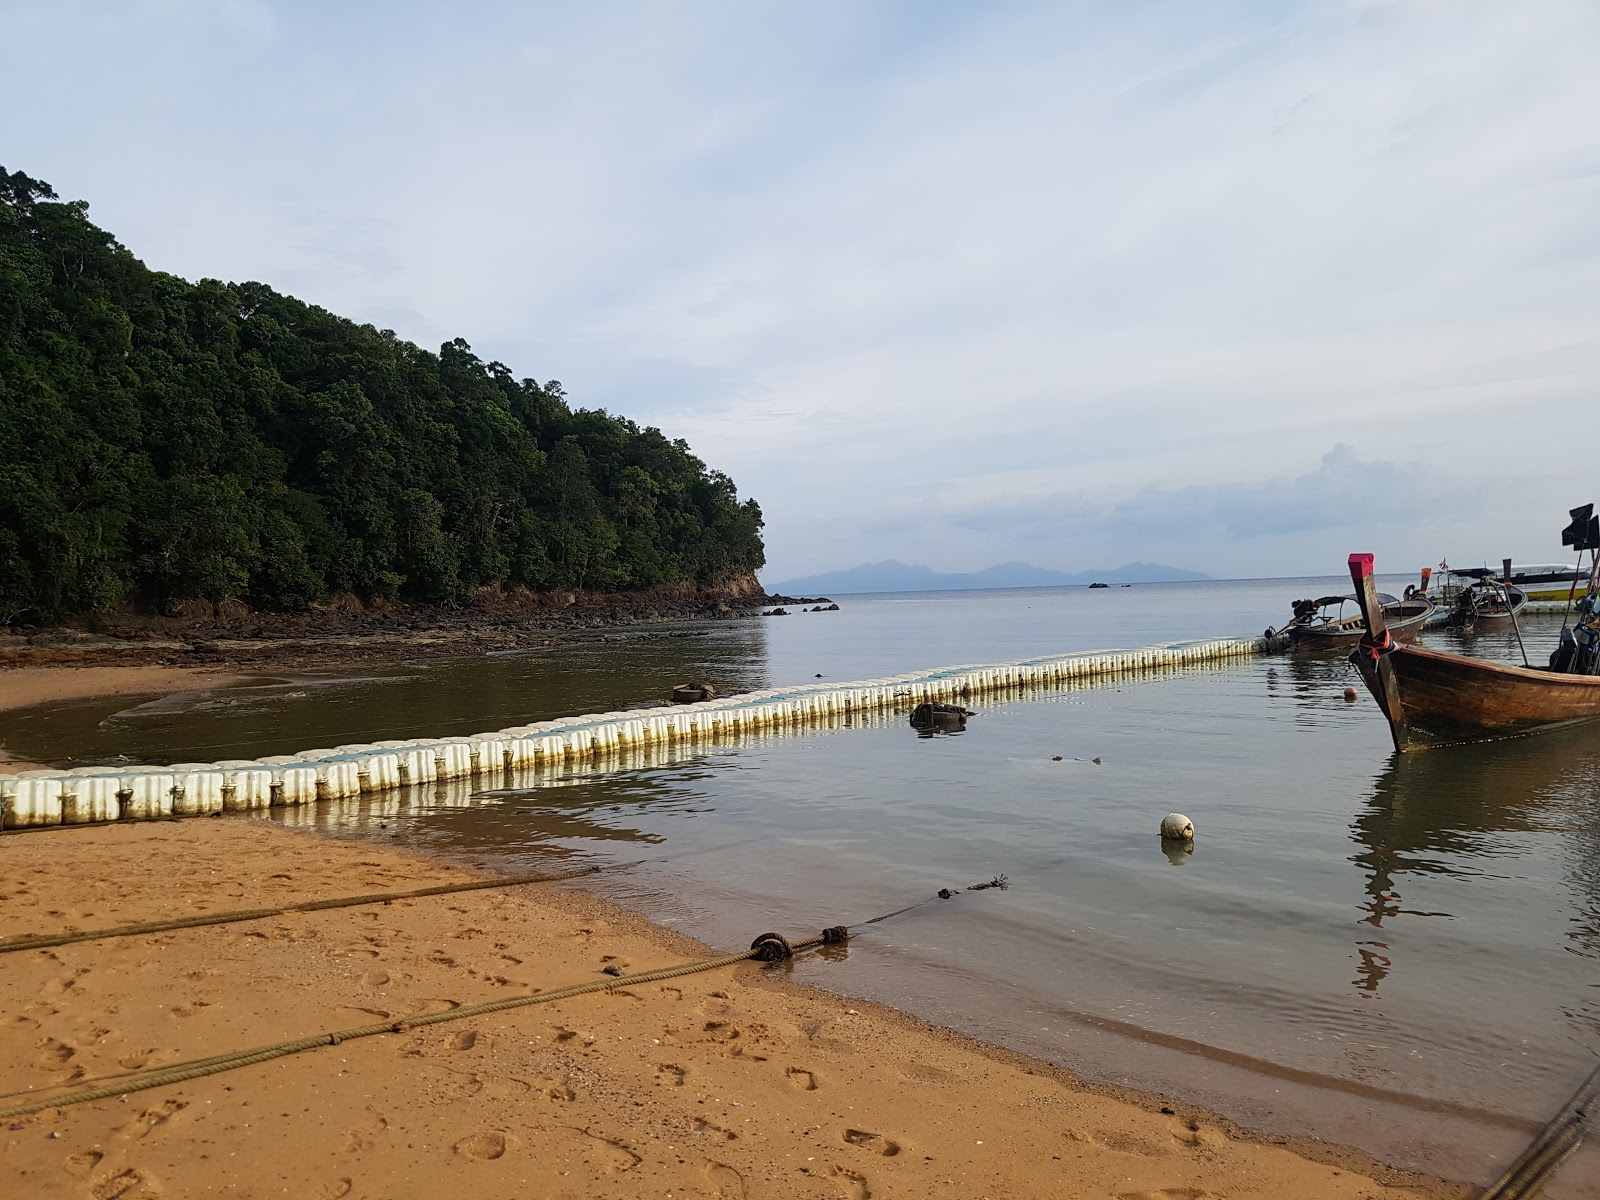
xmin=6 ymin=578 xmax=1599 ymax=1193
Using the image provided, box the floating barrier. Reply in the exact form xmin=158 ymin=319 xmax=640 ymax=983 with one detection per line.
xmin=0 ymin=635 xmax=1268 ymax=831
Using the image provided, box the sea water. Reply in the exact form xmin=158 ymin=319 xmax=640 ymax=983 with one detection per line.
xmin=5 ymin=578 xmax=1596 ymax=1192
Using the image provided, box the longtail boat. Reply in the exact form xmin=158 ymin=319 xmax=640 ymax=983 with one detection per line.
xmin=1346 ymin=546 xmax=1600 ymax=751
xmin=1267 ymin=591 xmax=1434 ymax=648
xmin=1445 ymin=579 xmax=1527 ymax=631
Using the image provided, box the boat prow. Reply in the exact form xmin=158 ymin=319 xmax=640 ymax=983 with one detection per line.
xmin=1344 ymin=547 xmax=1600 ymax=752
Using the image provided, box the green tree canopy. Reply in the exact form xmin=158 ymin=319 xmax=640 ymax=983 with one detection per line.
xmin=0 ymin=167 xmax=764 ymax=624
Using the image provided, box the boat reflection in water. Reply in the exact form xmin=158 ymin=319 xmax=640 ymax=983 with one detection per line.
xmin=1349 ymin=723 xmax=1600 ymax=998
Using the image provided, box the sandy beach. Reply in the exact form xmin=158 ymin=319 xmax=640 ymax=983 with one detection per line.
xmin=0 ymin=666 xmax=250 ymax=717
xmin=0 ymin=818 xmax=1460 ymax=1199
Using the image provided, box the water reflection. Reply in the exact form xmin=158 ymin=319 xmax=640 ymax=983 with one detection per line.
xmin=2 ymin=619 xmax=779 ymax=766
xmin=1161 ymin=841 xmax=1195 ymax=867
xmin=1349 ymin=725 xmax=1600 ymax=998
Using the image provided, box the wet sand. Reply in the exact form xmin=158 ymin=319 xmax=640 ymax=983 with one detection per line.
xmin=0 ymin=667 xmax=253 ymax=770
xmin=0 ymin=666 xmax=250 ymax=716
xmin=0 ymin=819 xmax=1461 ymax=1199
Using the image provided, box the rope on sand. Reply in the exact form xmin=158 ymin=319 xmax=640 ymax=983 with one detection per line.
xmin=0 ymin=862 xmax=633 ymax=955
xmin=0 ymin=885 xmax=998 ymax=1119
xmin=1479 ymin=1059 xmax=1600 ymax=1200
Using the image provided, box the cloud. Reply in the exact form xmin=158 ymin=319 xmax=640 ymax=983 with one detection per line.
xmin=4 ymin=2 xmax=1598 ymax=581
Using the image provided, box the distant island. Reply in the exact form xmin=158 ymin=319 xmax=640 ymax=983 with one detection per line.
xmin=767 ymin=560 xmax=1210 ymax=595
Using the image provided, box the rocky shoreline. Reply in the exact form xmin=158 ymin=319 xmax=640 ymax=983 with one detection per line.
xmin=0 ymin=577 xmax=787 ymax=673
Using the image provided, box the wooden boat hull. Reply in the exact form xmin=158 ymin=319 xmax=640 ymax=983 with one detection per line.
xmin=1351 ymin=642 xmax=1600 ymax=751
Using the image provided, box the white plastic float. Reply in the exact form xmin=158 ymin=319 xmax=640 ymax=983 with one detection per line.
xmin=0 ymin=635 xmax=1267 ymax=830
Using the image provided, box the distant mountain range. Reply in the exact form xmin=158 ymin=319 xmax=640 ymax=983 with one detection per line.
xmin=766 ymin=560 xmax=1211 ymax=595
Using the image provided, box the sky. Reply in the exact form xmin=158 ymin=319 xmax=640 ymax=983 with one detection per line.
xmin=4 ymin=1 xmax=1599 ymax=582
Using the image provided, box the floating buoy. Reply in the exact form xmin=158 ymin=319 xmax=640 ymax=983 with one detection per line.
xmin=1343 ymin=687 xmax=1359 ymax=703
xmin=670 ymin=683 xmax=716 ymax=704
xmin=1160 ymin=812 xmax=1195 ymax=842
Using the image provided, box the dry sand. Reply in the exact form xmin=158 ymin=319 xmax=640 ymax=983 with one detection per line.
xmin=0 ymin=819 xmax=1463 ymax=1200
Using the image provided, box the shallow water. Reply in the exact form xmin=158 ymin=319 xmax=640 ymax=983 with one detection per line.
xmin=8 ymin=578 xmax=1599 ymax=1192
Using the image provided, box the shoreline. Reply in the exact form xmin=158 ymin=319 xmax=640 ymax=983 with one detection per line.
xmin=0 ymin=817 xmax=1463 ymax=1199
xmin=0 ymin=583 xmax=779 ymax=675
xmin=0 ymin=665 xmax=253 ymax=718
xmin=0 ymin=666 xmax=256 ymax=772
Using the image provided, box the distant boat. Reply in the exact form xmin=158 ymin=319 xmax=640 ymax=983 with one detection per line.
xmin=1345 ymin=551 xmax=1600 ymax=752
xmin=1267 ymin=592 xmax=1434 ymax=649
xmin=1444 ymin=563 xmax=1583 ymax=603
xmin=1445 ymin=579 xmax=1527 ymax=630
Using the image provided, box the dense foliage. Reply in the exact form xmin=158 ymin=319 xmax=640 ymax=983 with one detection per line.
xmin=0 ymin=168 xmax=764 ymax=624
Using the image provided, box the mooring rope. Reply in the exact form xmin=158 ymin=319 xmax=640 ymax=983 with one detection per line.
xmin=1480 ymin=1059 xmax=1600 ymax=1200
xmin=0 ymin=883 xmax=999 ymax=1120
xmin=0 ymin=862 xmax=641 ymax=955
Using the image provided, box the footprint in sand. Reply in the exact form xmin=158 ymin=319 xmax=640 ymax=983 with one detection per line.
xmin=41 ymin=967 xmax=91 ymax=998
xmin=694 ymin=1116 xmax=738 ymax=1141
xmin=313 ymin=1178 xmax=353 ymax=1200
xmin=123 ymin=1098 xmax=186 ymax=1140
xmin=89 ymin=1167 xmax=160 ymax=1199
xmin=453 ymin=1131 xmax=509 ymax=1160
xmin=831 ymin=1165 xmax=871 ymax=1200
xmin=705 ymin=1162 xmax=746 ymax=1198
xmin=341 ymin=1113 xmax=388 ymax=1152
xmin=657 ymin=1063 xmax=687 ymax=1087
xmin=786 ymin=1067 xmax=818 ymax=1091
xmin=34 ymin=1036 xmax=76 ymax=1072
xmin=842 ymin=1129 xmax=901 ymax=1157
xmin=63 ymin=1149 xmax=103 ymax=1177
xmin=1115 ymin=1189 xmax=1208 ymax=1200
xmin=1166 ymin=1117 xmax=1225 ymax=1149
xmin=448 ymin=1029 xmax=478 ymax=1051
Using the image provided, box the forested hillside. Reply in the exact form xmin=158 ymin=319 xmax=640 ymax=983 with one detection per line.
xmin=0 ymin=168 xmax=764 ymax=626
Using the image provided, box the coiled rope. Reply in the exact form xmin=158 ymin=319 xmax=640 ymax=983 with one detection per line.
xmin=0 ymin=862 xmax=641 ymax=955
xmin=1480 ymin=1059 xmax=1600 ymax=1200
xmin=0 ymin=881 xmax=999 ymax=1120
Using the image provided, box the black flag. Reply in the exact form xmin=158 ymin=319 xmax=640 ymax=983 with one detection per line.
xmin=1561 ymin=504 xmax=1599 ymax=551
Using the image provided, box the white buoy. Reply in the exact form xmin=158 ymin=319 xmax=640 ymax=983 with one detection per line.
xmin=1160 ymin=812 xmax=1195 ymax=842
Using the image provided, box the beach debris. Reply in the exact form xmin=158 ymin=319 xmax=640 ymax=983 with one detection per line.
xmin=968 ymin=875 xmax=1009 ymax=891
xmin=938 ymin=888 xmax=959 ymax=899
xmin=1160 ymin=813 xmax=1195 ymax=843
xmin=1092 ymin=756 xmax=1102 ymax=764
xmin=671 ymin=682 xmax=717 ymax=704
xmin=1051 ymin=755 xmax=1063 ymax=761
xmin=602 ymin=964 xmax=624 ymax=976
xmin=909 ymin=702 xmax=975 ymax=732
xmin=1343 ymin=687 xmax=1359 ymax=702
